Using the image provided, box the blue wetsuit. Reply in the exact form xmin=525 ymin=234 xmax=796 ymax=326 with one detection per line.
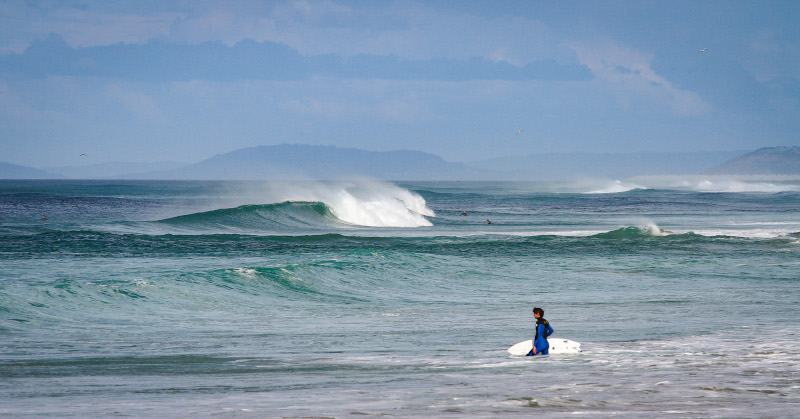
xmin=528 ymin=318 xmax=554 ymax=356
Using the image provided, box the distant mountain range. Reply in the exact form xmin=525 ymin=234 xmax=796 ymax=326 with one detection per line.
xmin=2 ymin=144 xmax=799 ymax=180
xmin=136 ymin=144 xmax=483 ymax=180
xmin=0 ymin=161 xmax=62 ymax=179
xmin=704 ymin=146 xmax=800 ymax=175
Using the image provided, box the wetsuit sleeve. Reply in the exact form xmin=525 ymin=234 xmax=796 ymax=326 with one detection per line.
xmin=546 ymin=323 xmax=554 ymax=337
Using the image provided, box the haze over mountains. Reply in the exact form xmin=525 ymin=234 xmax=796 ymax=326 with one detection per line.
xmin=0 ymin=161 xmax=62 ymax=179
xmin=703 ymin=146 xmax=800 ymax=175
xmin=2 ymin=145 xmax=799 ymax=180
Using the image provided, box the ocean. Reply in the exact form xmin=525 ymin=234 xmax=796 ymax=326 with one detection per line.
xmin=1 ymin=178 xmax=799 ymax=417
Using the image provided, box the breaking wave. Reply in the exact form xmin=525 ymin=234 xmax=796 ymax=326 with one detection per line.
xmin=159 ymin=180 xmax=435 ymax=230
xmin=628 ymin=175 xmax=800 ymax=193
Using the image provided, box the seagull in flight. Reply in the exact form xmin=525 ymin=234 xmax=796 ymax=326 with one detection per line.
xmin=515 ymin=129 xmax=524 ymax=135
xmin=80 ymin=153 xmax=87 ymax=157
xmin=698 ymin=48 xmax=708 ymax=53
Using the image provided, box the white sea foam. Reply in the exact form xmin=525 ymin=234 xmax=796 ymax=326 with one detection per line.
xmin=233 ymin=268 xmax=258 ymax=278
xmin=643 ymin=222 xmax=672 ymax=235
xmin=629 ymin=175 xmax=800 ymax=193
xmin=573 ymin=175 xmax=800 ymax=194
xmin=240 ymin=180 xmax=435 ymax=227
xmin=329 ymin=182 xmax=435 ymax=227
xmin=688 ymin=229 xmax=793 ymax=238
xmin=586 ymin=179 xmax=646 ymax=194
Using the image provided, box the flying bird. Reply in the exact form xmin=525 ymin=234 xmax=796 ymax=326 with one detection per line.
xmin=80 ymin=153 xmax=87 ymax=157
xmin=515 ymin=129 xmax=524 ymax=135
xmin=698 ymin=48 xmax=708 ymax=53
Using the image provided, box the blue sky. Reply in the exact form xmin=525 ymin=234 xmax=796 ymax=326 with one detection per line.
xmin=1 ymin=0 xmax=798 ymax=167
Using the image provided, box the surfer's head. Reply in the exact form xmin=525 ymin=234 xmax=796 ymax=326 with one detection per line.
xmin=533 ymin=307 xmax=544 ymax=318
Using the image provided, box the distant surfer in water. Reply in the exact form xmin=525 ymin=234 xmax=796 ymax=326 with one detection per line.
xmin=527 ymin=307 xmax=553 ymax=356
xmin=461 ymin=211 xmax=467 ymax=216
xmin=41 ymin=215 xmax=47 ymax=221
xmin=486 ymin=219 xmax=493 ymax=224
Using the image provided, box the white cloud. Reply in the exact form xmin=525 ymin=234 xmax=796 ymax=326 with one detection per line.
xmin=571 ymin=40 xmax=710 ymax=116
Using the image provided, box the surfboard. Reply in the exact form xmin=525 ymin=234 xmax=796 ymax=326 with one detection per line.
xmin=507 ymin=338 xmax=582 ymax=356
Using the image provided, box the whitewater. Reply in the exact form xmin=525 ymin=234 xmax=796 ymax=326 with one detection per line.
xmin=1 ymin=178 xmax=799 ymax=417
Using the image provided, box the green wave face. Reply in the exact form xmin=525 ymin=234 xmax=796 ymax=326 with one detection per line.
xmin=158 ymin=201 xmax=346 ymax=232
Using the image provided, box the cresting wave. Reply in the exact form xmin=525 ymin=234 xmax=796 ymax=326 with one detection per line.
xmin=326 ymin=182 xmax=434 ymax=227
xmin=162 ymin=180 xmax=436 ymax=229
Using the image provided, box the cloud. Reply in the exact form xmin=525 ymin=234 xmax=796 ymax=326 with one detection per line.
xmin=0 ymin=1 xmax=181 ymax=53
xmin=0 ymin=33 xmax=592 ymax=82
xmin=571 ymin=40 xmax=709 ymax=116
xmin=254 ymin=1 xmax=571 ymax=67
xmin=3 ymin=1 xmax=574 ymax=66
xmin=2 ymin=0 xmax=794 ymax=168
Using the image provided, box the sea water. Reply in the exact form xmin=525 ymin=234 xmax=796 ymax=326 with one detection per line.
xmin=1 ymin=178 xmax=798 ymax=417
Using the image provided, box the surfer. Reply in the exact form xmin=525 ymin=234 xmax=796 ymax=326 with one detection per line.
xmin=527 ymin=307 xmax=553 ymax=356
xmin=486 ymin=219 xmax=493 ymax=224
xmin=41 ymin=215 xmax=47 ymax=221
xmin=461 ymin=210 xmax=467 ymax=216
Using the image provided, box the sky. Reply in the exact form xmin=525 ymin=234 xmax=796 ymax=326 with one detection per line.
xmin=1 ymin=0 xmax=799 ymax=168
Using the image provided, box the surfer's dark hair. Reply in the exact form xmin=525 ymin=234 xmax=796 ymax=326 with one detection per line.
xmin=533 ymin=307 xmax=544 ymax=316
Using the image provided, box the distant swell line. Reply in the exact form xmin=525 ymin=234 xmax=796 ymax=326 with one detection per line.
xmin=1 ymin=228 xmax=795 ymax=260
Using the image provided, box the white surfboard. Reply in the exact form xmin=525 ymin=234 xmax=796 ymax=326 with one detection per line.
xmin=507 ymin=338 xmax=582 ymax=356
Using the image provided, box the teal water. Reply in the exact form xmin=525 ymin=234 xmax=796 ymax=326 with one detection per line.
xmin=1 ymin=179 xmax=799 ymax=417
